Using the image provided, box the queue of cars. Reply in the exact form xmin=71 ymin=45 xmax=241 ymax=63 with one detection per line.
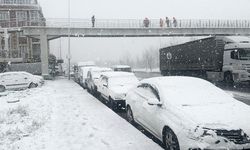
xmin=0 ymin=71 xmax=44 ymax=92
xmin=75 ymin=62 xmax=250 ymax=150
xmin=76 ymin=63 xmax=137 ymax=110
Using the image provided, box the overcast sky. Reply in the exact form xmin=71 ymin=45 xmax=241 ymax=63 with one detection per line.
xmin=38 ymin=0 xmax=250 ymax=63
xmin=39 ymin=0 xmax=250 ymax=19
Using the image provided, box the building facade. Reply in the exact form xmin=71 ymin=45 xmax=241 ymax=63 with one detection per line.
xmin=0 ymin=0 xmax=45 ymax=63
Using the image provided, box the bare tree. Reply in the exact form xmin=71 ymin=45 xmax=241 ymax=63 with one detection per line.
xmin=142 ymin=48 xmax=155 ymax=71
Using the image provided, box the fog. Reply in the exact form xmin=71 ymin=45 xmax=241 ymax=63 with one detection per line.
xmin=38 ymin=0 xmax=250 ymax=63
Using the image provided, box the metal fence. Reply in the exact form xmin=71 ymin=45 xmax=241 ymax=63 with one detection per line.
xmin=45 ymin=18 xmax=250 ymax=28
xmin=0 ymin=50 xmax=21 ymax=58
xmin=0 ymin=18 xmax=45 ymax=28
xmin=1 ymin=18 xmax=250 ymax=28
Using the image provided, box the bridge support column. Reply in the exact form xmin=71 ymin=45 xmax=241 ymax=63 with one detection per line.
xmin=40 ymin=33 xmax=49 ymax=77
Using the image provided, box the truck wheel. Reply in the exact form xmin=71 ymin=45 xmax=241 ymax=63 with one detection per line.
xmin=224 ymin=72 xmax=233 ymax=85
xmin=0 ymin=85 xmax=6 ymax=92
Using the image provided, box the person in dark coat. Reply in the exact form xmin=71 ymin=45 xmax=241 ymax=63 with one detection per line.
xmin=165 ymin=17 xmax=170 ymax=27
xmin=91 ymin=15 xmax=95 ymax=27
xmin=143 ymin=17 xmax=150 ymax=27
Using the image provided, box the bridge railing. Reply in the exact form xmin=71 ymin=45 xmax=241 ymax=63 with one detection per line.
xmin=0 ymin=50 xmax=21 ymax=58
xmin=45 ymin=18 xmax=250 ymax=28
xmin=1 ymin=18 xmax=250 ymax=28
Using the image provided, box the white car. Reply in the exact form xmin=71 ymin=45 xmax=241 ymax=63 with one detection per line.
xmin=74 ymin=61 xmax=95 ymax=84
xmin=85 ymin=67 xmax=113 ymax=94
xmin=79 ymin=66 xmax=98 ymax=88
xmin=125 ymin=76 xmax=250 ymax=150
xmin=0 ymin=71 xmax=44 ymax=92
xmin=97 ymin=72 xmax=139 ymax=110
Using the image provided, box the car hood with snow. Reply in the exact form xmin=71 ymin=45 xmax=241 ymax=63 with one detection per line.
xmin=156 ymin=77 xmax=250 ymax=131
xmin=110 ymin=84 xmax=135 ymax=94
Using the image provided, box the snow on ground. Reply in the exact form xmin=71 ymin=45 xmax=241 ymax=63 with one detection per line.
xmin=0 ymin=77 xmax=162 ymax=150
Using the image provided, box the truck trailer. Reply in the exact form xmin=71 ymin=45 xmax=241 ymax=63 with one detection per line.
xmin=160 ymin=36 xmax=250 ymax=84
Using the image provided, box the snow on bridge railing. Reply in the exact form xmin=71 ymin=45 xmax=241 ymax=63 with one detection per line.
xmin=1 ymin=18 xmax=250 ymax=28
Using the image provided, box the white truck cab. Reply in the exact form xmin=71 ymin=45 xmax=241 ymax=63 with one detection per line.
xmin=222 ymin=36 xmax=250 ymax=83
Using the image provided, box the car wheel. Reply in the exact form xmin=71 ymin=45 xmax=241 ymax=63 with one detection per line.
xmin=109 ymin=97 xmax=114 ymax=110
xmin=90 ymin=87 xmax=94 ymax=95
xmin=0 ymin=85 xmax=6 ymax=92
xmin=163 ymin=127 xmax=180 ymax=150
xmin=224 ymin=72 xmax=233 ymax=85
xmin=29 ymin=82 xmax=38 ymax=88
xmin=95 ymin=91 xmax=100 ymax=98
xmin=126 ymin=106 xmax=135 ymax=125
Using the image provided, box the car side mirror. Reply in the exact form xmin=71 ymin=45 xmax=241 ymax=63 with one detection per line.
xmin=147 ymin=98 xmax=162 ymax=106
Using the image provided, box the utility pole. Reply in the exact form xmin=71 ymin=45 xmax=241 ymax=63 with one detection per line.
xmin=67 ymin=0 xmax=71 ymax=80
xmin=4 ymin=28 xmax=9 ymax=58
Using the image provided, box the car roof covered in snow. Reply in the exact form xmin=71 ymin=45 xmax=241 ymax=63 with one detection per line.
xmin=0 ymin=71 xmax=32 ymax=76
xmin=140 ymin=76 xmax=235 ymax=106
xmin=77 ymin=61 xmax=95 ymax=67
xmin=112 ymin=65 xmax=131 ymax=68
xmin=90 ymin=67 xmax=112 ymax=72
xmin=100 ymin=71 xmax=135 ymax=78
xmin=141 ymin=76 xmax=209 ymax=86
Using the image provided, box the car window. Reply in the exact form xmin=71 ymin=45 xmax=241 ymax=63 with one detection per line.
xmin=21 ymin=73 xmax=29 ymax=78
xmin=101 ymin=76 xmax=108 ymax=85
xmin=87 ymin=71 xmax=91 ymax=79
xmin=11 ymin=73 xmax=19 ymax=79
xmin=0 ymin=74 xmax=11 ymax=80
xmin=136 ymin=84 xmax=160 ymax=101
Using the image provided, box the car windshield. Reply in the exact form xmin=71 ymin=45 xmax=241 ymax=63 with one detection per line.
xmin=109 ymin=76 xmax=138 ymax=87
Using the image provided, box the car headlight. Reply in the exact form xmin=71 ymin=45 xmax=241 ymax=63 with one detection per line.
xmin=192 ymin=126 xmax=217 ymax=140
xmin=247 ymin=135 xmax=250 ymax=141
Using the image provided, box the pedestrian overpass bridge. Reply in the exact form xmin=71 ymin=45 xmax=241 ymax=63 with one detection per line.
xmin=2 ymin=18 xmax=250 ymax=76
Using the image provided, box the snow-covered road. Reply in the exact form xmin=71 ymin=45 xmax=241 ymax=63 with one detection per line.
xmin=0 ymin=78 xmax=162 ymax=150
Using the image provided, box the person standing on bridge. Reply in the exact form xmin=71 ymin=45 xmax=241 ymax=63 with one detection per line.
xmin=91 ymin=15 xmax=95 ymax=27
xmin=143 ymin=17 xmax=150 ymax=27
xmin=160 ymin=18 xmax=164 ymax=27
xmin=165 ymin=17 xmax=170 ymax=27
xmin=173 ymin=17 xmax=177 ymax=27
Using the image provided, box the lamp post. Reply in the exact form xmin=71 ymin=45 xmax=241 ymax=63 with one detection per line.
xmin=67 ymin=0 xmax=71 ymax=80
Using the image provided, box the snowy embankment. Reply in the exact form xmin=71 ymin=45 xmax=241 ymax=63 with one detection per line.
xmin=0 ymin=78 xmax=162 ymax=150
